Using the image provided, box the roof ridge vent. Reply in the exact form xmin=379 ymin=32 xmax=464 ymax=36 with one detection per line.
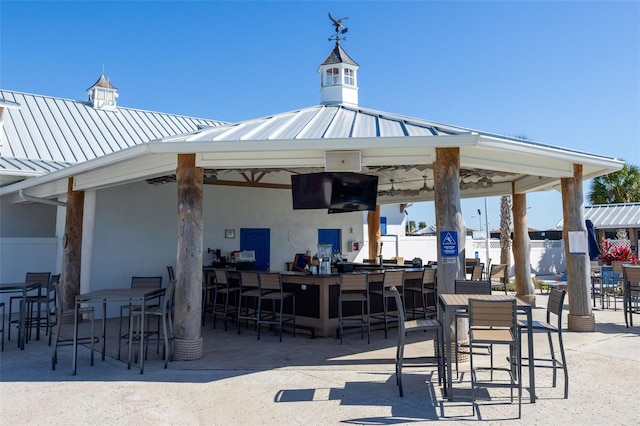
xmin=87 ymin=74 xmax=118 ymax=110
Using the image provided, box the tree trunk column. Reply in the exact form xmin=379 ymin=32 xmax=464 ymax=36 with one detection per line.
xmin=434 ymin=148 xmax=468 ymax=361
xmin=512 ymin=192 xmax=536 ymax=306
xmin=562 ymin=164 xmax=594 ymax=332
xmin=61 ymin=177 xmax=84 ymax=311
xmin=434 ymin=148 xmax=466 ymax=295
xmin=173 ymin=154 xmax=205 ymax=360
xmin=367 ymin=206 xmax=381 ymax=263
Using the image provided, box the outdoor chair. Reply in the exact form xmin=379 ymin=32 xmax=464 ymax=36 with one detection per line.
xmin=454 ymin=280 xmax=492 ymax=377
xmin=471 ymin=264 xmax=484 ymax=281
xmin=622 ymin=265 xmax=640 ymax=328
xmin=370 ymin=270 xmax=405 ymax=339
xmin=202 ymin=268 xmax=216 ymax=326
xmin=51 ymin=281 xmax=96 ymax=371
xmin=128 ymin=280 xmax=176 ymax=372
xmin=338 ymin=272 xmax=371 ymax=344
xmin=25 ymin=274 xmax=59 ymax=344
xmin=211 ymin=269 xmax=239 ymax=331
xmin=8 ymin=272 xmax=51 ymax=342
xmin=517 ymin=288 xmax=568 ymax=399
xmin=603 ymin=261 xmax=631 ymax=310
xmin=237 ymin=271 xmax=261 ymax=334
xmin=117 ymin=276 xmax=163 ymax=360
xmin=403 ymin=267 xmax=437 ymax=320
xmin=391 ymin=286 xmax=444 ymax=397
xmin=0 ymin=301 xmax=4 ymax=351
xmin=256 ymin=272 xmax=295 ymax=342
xmin=489 ymin=264 xmax=509 ymax=294
xmin=590 ymin=261 xmax=602 ymax=305
xmin=468 ymin=298 xmax=521 ymax=419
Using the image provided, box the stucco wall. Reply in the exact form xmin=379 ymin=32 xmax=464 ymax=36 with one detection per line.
xmin=0 ymin=201 xmax=56 ymax=237
xmin=88 ymin=181 xmax=366 ymax=294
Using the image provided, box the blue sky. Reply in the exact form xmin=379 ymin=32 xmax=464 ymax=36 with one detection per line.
xmin=1 ymin=1 xmax=638 ymax=231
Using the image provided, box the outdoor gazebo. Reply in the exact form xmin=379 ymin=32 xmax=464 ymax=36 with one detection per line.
xmin=0 ymin=30 xmax=625 ymax=359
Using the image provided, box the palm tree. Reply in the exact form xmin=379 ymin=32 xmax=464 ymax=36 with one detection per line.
xmin=499 ymin=195 xmax=512 ymax=270
xmin=497 ymin=134 xmax=530 ymax=272
xmin=589 ymin=163 xmax=640 ymax=204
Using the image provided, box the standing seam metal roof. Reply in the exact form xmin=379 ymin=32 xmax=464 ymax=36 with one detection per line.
xmin=175 ymin=103 xmax=504 ymax=142
xmin=0 ymin=89 xmax=226 ymax=176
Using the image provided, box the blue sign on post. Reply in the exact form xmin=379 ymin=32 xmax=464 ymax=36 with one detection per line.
xmin=440 ymin=231 xmax=458 ymax=257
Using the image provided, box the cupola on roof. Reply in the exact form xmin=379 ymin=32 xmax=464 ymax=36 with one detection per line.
xmin=321 ymin=43 xmax=359 ymax=67
xmin=318 ymin=13 xmax=359 ymax=106
xmin=86 ymin=74 xmax=119 ymax=110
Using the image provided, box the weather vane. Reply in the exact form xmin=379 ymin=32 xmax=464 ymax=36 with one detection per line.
xmin=328 ymin=12 xmax=348 ymax=43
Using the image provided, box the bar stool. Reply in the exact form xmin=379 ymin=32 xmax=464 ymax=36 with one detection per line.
xmin=237 ymin=271 xmax=261 ymax=334
xmin=256 ymin=272 xmax=295 ymax=341
xmin=117 ymin=276 xmax=162 ymax=360
xmin=202 ymin=269 xmax=216 ymax=326
xmin=0 ymin=301 xmax=4 ymax=351
xmin=403 ymin=268 xmax=437 ymax=320
xmin=8 ymin=272 xmax=51 ymax=342
xmin=370 ymin=270 xmax=405 ymax=339
xmin=338 ymin=272 xmax=371 ymax=344
xmin=51 ymin=281 xmax=96 ymax=371
xmin=211 ymin=269 xmax=239 ymax=331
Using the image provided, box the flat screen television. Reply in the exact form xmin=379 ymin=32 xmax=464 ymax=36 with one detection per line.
xmin=291 ymin=172 xmax=332 ymax=209
xmin=328 ymin=172 xmax=378 ymax=213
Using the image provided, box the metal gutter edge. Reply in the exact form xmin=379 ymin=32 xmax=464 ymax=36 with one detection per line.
xmin=0 ymin=144 xmax=152 ymax=196
xmin=18 ymin=189 xmax=67 ymax=207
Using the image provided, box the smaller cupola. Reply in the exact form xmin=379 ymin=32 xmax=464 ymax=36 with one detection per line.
xmin=87 ymin=75 xmax=118 ymax=110
xmin=318 ymin=13 xmax=359 ymax=106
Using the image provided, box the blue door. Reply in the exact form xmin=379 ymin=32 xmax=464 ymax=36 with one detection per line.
xmin=240 ymin=228 xmax=270 ymax=270
xmin=380 ymin=216 xmax=387 ymax=236
xmin=318 ymin=229 xmax=341 ymax=255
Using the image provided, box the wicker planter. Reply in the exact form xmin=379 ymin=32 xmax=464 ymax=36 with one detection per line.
xmin=437 ymin=340 xmax=470 ymax=363
xmin=568 ymin=313 xmax=595 ymax=332
xmin=173 ymin=337 xmax=204 ymax=361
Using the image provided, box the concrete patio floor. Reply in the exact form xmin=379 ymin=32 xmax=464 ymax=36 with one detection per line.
xmin=1 ymin=293 xmax=639 ymax=425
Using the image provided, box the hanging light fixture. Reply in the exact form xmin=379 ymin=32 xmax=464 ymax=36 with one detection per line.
xmin=477 ymin=176 xmax=493 ymax=188
xmin=419 ymin=175 xmax=433 ymax=192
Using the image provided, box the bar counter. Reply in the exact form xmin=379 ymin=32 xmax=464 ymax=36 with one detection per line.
xmin=278 ymin=268 xmax=425 ymax=337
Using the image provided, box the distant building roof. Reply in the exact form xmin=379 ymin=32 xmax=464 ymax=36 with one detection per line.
xmin=584 ymin=203 xmax=640 ymax=229
xmin=556 ymin=203 xmax=640 ymax=229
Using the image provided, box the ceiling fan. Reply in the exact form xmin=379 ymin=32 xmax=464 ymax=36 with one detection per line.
xmin=378 ymin=178 xmax=424 ymax=197
xmin=378 ymin=178 xmax=399 ymax=196
xmin=419 ymin=175 xmax=433 ymax=192
xmin=459 ymin=175 xmax=494 ymax=190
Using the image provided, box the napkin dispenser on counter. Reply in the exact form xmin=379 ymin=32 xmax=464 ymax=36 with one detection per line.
xmin=336 ymin=262 xmax=354 ymax=273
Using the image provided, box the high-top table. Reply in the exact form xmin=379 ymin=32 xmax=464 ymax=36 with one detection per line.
xmin=0 ymin=281 xmax=42 ymax=350
xmin=439 ymin=294 xmax=535 ymax=403
xmin=72 ymin=287 xmax=165 ymax=375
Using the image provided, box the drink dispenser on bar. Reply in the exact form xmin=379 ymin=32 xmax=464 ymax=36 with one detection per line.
xmin=317 ymin=244 xmax=333 ymax=275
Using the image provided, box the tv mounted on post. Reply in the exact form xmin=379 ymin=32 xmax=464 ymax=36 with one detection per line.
xmin=328 ymin=172 xmax=378 ymax=213
xmin=291 ymin=172 xmax=332 ymax=210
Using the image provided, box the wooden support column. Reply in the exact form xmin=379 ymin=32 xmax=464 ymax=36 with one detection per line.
xmin=367 ymin=205 xmax=381 ymax=263
xmin=434 ymin=148 xmax=466 ymax=295
xmin=562 ymin=164 xmax=594 ymax=331
xmin=60 ymin=177 xmax=84 ymax=311
xmin=434 ymin=148 xmax=467 ymax=362
xmin=173 ymin=154 xmax=205 ymax=360
xmin=512 ymin=191 xmax=536 ymax=306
